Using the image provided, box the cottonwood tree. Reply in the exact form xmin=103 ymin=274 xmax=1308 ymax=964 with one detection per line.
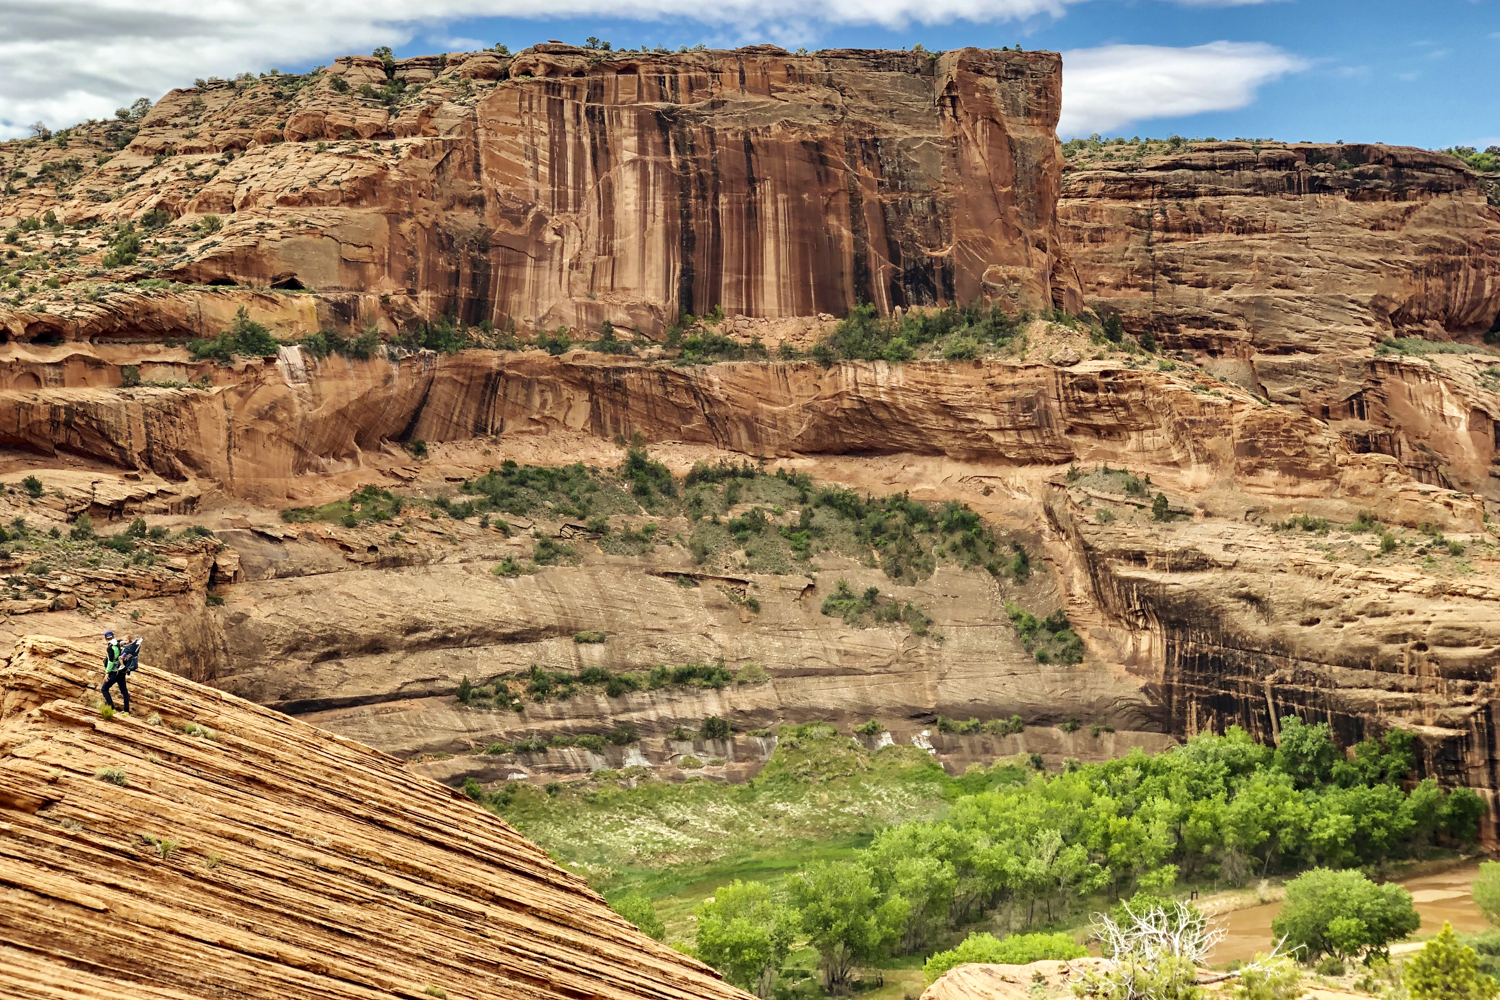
xmin=694 ymin=880 xmax=797 ymax=998
xmin=787 ymin=861 xmax=906 ymax=992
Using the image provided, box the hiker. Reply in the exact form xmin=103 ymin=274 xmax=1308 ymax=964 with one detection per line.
xmin=101 ymin=630 xmax=130 ymax=714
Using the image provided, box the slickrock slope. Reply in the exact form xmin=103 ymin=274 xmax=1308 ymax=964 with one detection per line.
xmin=0 ymin=44 xmax=1074 ymax=343
xmin=0 ymin=634 xmax=748 ymax=1000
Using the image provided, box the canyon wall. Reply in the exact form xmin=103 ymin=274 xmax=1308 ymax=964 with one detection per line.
xmin=4 ymin=47 xmax=1500 ymax=807
xmin=0 ymin=44 xmax=1075 ymax=343
xmin=0 ymin=347 xmax=1483 ymax=526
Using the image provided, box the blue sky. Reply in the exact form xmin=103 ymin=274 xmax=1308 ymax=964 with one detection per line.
xmin=3 ymin=0 xmax=1499 ymax=147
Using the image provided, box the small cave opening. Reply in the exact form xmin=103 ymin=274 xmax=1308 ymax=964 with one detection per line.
xmin=270 ymin=274 xmax=305 ymax=290
xmin=30 ymin=331 xmax=64 ymax=347
xmin=205 ymin=277 xmax=238 ymax=287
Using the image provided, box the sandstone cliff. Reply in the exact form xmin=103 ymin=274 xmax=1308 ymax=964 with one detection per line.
xmin=0 ymin=634 xmax=748 ymax=1000
xmin=0 ymin=44 xmax=1074 ymax=343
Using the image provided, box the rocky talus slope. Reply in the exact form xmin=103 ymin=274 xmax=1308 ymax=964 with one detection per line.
xmin=0 ymin=634 xmax=747 ymax=1000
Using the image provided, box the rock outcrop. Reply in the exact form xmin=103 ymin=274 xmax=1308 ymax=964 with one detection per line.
xmin=1058 ymin=142 xmax=1500 ymax=371
xmin=0 ymin=634 xmax=748 ymax=1000
xmin=0 ymin=346 xmax=1481 ymax=527
xmin=0 ymin=45 xmax=1075 ymax=343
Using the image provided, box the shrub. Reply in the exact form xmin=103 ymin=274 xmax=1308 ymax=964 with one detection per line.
xmin=607 ymin=722 xmax=638 ymax=745
xmin=1271 ymin=867 xmax=1419 ymax=961
xmin=612 ymin=893 xmax=666 ymax=941
xmin=574 ymin=733 xmax=607 ymax=753
xmin=700 ymin=716 xmax=732 ymax=740
xmin=189 ymin=306 xmax=278 ymax=360
xmin=573 ymin=631 xmax=607 ymax=644
xmin=532 ymin=537 xmax=577 ymax=566
xmin=1152 ymin=492 xmax=1171 ymax=521
xmin=736 ymin=662 xmax=770 ymax=684
xmin=120 ymin=365 xmax=141 ymax=387
xmin=492 ymin=557 xmax=526 ymax=577
xmin=1233 ymin=955 xmax=1304 ymax=1000
xmin=1405 ymin=923 xmax=1499 ymax=1000
xmin=68 ymin=513 xmax=95 ymax=541
xmin=145 ymin=834 xmax=181 ymax=860
xmin=95 ymin=767 xmax=127 ymax=785
xmin=854 ymin=719 xmax=883 ymax=736
xmin=1102 ymin=312 xmax=1125 ymax=343
xmin=1315 ymin=955 xmax=1345 ymax=976
xmin=1006 ymin=603 xmax=1084 ymax=665
xmin=197 ymin=214 xmax=223 ymax=235
xmin=405 ymin=439 xmax=428 ymax=459
xmin=1474 ymin=861 xmax=1500 ymax=926
xmin=922 ymin=932 xmax=1086 ymax=983
xmin=22 ymin=475 xmax=42 ymax=497
xmin=1381 ymin=532 xmax=1398 ymax=554
xmin=680 ymin=755 xmax=704 ymax=769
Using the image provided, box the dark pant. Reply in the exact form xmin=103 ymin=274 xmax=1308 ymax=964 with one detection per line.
xmin=102 ymin=671 xmax=130 ymax=713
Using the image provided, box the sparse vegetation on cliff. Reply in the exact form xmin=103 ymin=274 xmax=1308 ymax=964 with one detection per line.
xmin=1004 ymin=603 xmax=1084 ymax=664
xmin=460 ymin=659 xmax=758 ymax=707
xmin=812 ymin=301 xmax=1028 ymax=365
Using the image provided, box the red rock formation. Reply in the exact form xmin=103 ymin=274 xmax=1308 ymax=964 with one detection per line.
xmin=0 ymin=45 xmax=1076 ymax=343
xmin=0 ymin=634 xmax=749 ymax=1000
xmin=1059 ymin=142 xmax=1500 ymax=361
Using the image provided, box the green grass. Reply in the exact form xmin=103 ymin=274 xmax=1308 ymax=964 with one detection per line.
xmin=477 ymin=724 xmax=1032 ymax=958
xmin=492 ymin=726 xmax=967 ymax=882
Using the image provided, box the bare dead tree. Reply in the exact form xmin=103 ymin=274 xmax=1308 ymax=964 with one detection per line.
xmin=1069 ymin=902 xmax=1296 ymax=999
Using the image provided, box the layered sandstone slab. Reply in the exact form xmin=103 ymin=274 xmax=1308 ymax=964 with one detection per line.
xmin=0 ymin=634 xmax=747 ymax=1000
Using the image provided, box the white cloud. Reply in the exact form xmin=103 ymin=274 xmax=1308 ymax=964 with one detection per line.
xmin=1058 ymin=41 xmax=1307 ymax=135
xmin=0 ymin=0 xmax=1299 ymax=139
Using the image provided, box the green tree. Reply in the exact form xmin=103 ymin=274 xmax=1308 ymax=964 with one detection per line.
xmin=1440 ymin=787 xmax=1487 ymax=843
xmin=611 ymin=893 xmax=665 ymax=942
xmin=1474 ymin=861 xmax=1500 ymax=927
xmin=1272 ymin=716 xmax=1339 ymax=789
xmin=1102 ymin=312 xmax=1124 ymax=343
xmin=1404 ymin=922 xmax=1499 ymax=1000
xmin=1270 ymin=868 xmax=1418 ymax=961
xmin=694 ymin=880 xmax=798 ymax=998
xmin=788 ymin=860 xmax=906 ymax=991
xmin=923 ymin=931 xmax=1085 ymax=983
xmin=1151 ymin=492 xmax=1170 ymax=521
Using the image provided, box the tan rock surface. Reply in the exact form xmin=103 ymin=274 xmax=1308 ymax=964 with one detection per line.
xmin=0 ymin=634 xmax=748 ymax=1000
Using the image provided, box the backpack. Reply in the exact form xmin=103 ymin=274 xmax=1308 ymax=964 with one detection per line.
xmin=123 ymin=639 xmax=142 ymax=674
